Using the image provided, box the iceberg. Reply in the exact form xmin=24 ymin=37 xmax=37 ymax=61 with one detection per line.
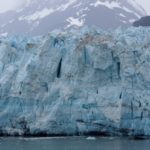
xmin=0 ymin=27 xmax=150 ymax=136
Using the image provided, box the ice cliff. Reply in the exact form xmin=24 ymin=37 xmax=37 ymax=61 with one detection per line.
xmin=0 ymin=27 xmax=150 ymax=137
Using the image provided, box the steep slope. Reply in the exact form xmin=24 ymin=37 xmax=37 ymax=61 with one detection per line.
xmin=0 ymin=27 xmax=150 ymax=137
xmin=0 ymin=0 xmax=147 ymax=36
xmin=133 ymin=16 xmax=150 ymax=27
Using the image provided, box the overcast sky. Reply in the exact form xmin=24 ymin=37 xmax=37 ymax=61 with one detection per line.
xmin=0 ymin=0 xmax=150 ymax=14
xmin=0 ymin=0 xmax=27 ymax=13
xmin=136 ymin=0 xmax=150 ymax=14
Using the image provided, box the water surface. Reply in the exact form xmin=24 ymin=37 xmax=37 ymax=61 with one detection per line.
xmin=0 ymin=137 xmax=149 ymax=150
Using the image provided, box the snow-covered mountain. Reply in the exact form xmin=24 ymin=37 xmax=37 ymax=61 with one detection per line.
xmin=0 ymin=0 xmax=148 ymax=36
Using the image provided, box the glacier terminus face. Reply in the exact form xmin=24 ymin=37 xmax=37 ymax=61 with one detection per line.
xmin=0 ymin=27 xmax=150 ymax=137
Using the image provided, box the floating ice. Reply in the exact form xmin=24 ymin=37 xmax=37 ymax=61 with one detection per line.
xmin=86 ymin=137 xmax=96 ymax=140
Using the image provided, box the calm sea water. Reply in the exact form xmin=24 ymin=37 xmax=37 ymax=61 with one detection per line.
xmin=0 ymin=137 xmax=149 ymax=150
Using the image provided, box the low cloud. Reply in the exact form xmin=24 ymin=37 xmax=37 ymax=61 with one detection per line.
xmin=0 ymin=0 xmax=28 ymax=13
xmin=135 ymin=0 xmax=150 ymax=15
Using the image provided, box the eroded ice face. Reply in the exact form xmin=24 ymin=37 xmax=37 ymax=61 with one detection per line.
xmin=0 ymin=27 xmax=150 ymax=136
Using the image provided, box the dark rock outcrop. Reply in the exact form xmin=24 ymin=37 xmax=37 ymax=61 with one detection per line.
xmin=133 ymin=16 xmax=150 ymax=27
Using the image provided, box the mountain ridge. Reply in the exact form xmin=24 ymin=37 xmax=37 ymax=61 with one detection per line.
xmin=0 ymin=0 xmax=148 ymax=36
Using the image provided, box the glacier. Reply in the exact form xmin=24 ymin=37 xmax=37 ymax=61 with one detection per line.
xmin=0 ymin=27 xmax=150 ymax=137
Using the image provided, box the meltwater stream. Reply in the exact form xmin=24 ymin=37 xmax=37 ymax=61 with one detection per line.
xmin=0 ymin=137 xmax=149 ymax=150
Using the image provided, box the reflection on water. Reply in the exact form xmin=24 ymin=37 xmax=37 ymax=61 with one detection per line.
xmin=0 ymin=136 xmax=150 ymax=150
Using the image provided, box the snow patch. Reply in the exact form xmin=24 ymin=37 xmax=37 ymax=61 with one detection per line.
xmin=129 ymin=19 xmax=136 ymax=23
xmin=90 ymin=0 xmax=142 ymax=19
xmin=119 ymin=13 xmax=126 ymax=18
xmin=122 ymin=6 xmax=141 ymax=18
xmin=127 ymin=0 xmax=146 ymax=16
xmin=9 ymin=19 xmax=15 ymax=24
xmin=91 ymin=0 xmax=121 ymax=9
xmin=18 ymin=0 xmax=78 ymax=22
xmin=0 ymin=32 xmax=8 ymax=37
xmin=58 ymin=0 xmax=77 ymax=11
xmin=19 ymin=8 xmax=55 ymax=22
xmin=122 ymin=20 xmax=127 ymax=24
xmin=66 ymin=17 xmax=84 ymax=28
